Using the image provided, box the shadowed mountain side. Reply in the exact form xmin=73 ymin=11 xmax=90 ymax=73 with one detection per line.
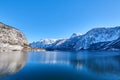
xmin=30 ymin=27 xmax=120 ymax=51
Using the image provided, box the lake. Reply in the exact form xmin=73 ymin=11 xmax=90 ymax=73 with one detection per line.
xmin=0 ymin=51 xmax=120 ymax=80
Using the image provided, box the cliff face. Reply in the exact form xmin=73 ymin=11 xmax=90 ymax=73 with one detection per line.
xmin=0 ymin=22 xmax=28 ymax=52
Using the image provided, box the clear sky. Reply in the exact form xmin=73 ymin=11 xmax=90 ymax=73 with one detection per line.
xmin=0 ymin=0 xmax=120 ymax=42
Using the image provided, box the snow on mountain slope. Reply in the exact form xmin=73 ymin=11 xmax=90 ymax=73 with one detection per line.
xmin=75 ymin=27 xmax=120 ymax=50
xmin=103 ymin=37 xmax=120 ymax=50
xmin=70 ymin=33 xmax=82 ymax=38
xmin=30 ymin=33 xmax=82 ymax=51
xmin=52 ymin=33 xmax=82 ymax=50
xmin=30 ymin=39 xmax=57 ymax=48
xmin=30 ymin=26 xmax=120 ymax=51
xmin=88 ymin=37 xmax=120 ymax=50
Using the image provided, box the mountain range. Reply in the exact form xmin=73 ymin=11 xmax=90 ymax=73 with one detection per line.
xmin=30 ymin=26 xmax=120 ymax=51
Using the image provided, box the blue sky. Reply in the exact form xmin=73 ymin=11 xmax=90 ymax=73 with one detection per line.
xmin=0 ymin=0 xmax=120 ymax=42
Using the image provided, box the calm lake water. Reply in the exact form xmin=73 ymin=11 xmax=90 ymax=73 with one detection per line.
xmin=0 ymin=51 xmax=120 ymax=80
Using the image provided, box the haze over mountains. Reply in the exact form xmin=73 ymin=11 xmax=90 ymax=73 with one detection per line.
xmin=30 ymin=26 xmax=120 ymax=51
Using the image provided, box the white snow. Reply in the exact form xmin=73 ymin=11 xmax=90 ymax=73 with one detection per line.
xmin=30 ymin=26 xmax=120 ymax=51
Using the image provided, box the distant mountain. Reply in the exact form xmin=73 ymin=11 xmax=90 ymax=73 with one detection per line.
xmin=30 ymin=39 xmax=57 ymax=49
xmin=105 ymin=37 xmax=120 ymax=50
xmin=89 ymin=37 xmax=120 ymax=50
xmin=70 ymin=33 xmax=82 ymax=38
xmin=75 ymin=27 xmax=120 ymax=50
xmin=30 ymin=33 xmax=82 ymax=51
xmin=51 ymin=33 xmax=82 ymax=51
xmin=30 ymin=26 xmax=120 ymax=51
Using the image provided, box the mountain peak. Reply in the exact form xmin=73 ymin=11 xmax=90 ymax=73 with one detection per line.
xmin=30 ymin=26 xmax=120 ymax=51
xmin=70 ymin=33 xmax=82 ymax=38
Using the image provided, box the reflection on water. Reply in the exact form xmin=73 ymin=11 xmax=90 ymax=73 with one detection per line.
xmin=0 ymin=51 xmax=28 ymax=78
xmin=28 ymin=51 xmax=120 ymax=79
xmin=1 ymin=51 xmax=120 ymax=80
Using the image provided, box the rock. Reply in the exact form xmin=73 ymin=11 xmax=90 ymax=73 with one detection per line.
xmin=0 ymin=22 xmax=28 ymax=52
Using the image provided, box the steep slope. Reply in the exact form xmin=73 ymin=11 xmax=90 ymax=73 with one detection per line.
xmin=103 ymin=37 xmax=120 ymax=50
xmin=30 ymin=26 xmax=120 ymax=51
xmin=30 ymin=33 xmax=82 ymax=51
xmin=75 ymin=27 xmax=120 ymax=50
xmin=0 ymin=22 xmax=28 ymax=52
xmin=88 ymin=37 xmax=120 ymax=50
xmin=51 ymin=33 xmax=82 ymax=51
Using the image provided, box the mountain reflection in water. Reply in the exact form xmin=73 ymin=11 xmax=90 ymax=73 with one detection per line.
xmin=0 ymin=51 xmax=28 ymax=79
xmin=1 ymin=51 xmax=120 ymax=80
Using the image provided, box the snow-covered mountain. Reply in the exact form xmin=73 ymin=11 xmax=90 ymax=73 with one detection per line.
xmin=30 ymin=39 xmax=57 ymax=49
xmin=30 ymin=26 xmax=120 ymax=51
xmin=30 ymin=33 xmax=82 ymax=51
xmin=88 ymin=37 xmax=120 ymax=50
xmin=105 ymin=37 xmax=120 ymax=50
xmin=75 ymin=27 xmax=120 ymax=50
xmin=70 ymin=33 xmax=82 ymax=38
xmin=51 ymin=33 xmax=82 ymax=51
